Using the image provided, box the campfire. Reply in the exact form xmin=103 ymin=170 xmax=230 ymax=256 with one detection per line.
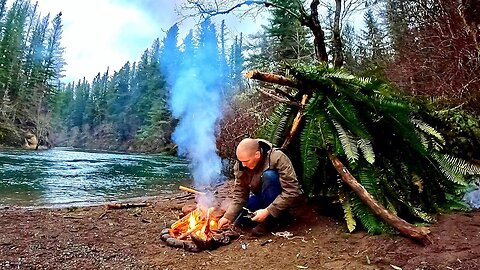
xmin=160 ymin=186 xmax=239 ymax=252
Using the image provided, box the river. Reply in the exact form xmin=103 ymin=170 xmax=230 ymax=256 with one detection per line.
xmin=0 ymin=147 xmax=191 ymax=208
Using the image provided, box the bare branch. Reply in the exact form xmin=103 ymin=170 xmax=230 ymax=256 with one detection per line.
xmin=272 ymin=86 xmax=296 ymax=101
xmin=257 ymin=88 xmax=300 ymax=107
xmin=184 ymin=0 xmax=301 ymax=22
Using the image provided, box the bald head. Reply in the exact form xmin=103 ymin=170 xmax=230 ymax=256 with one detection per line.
xmin=236 ymin=138 xmax=259 ymax=157
xmin=236 ymin=138 xmax=261 ymax=169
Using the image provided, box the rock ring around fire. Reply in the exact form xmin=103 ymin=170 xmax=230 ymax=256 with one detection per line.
xmin=160 ymin=228 xmax=240 ymax=252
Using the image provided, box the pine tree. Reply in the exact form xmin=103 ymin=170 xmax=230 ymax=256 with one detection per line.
xmin=357 ymin=9 xmax=389 ymax=78
xmin=0 ymin=0 xmax=29 ymax=103
xmin=44 ymin=12 xmax=65 ymax=85
xmin=268 ymin=0 xmax=313 ymax=63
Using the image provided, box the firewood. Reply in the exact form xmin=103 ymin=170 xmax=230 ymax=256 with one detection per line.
xmin=179 ymin=223 xmax=203 ymax=240
xmin=171 ymin=210 xmax=195 ymax=230
xmin=181 ymin=204 xmax=197 ymax=216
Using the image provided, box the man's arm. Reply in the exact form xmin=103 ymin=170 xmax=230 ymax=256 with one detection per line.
xmin=222 ymin=162 xmax=250 ymax=222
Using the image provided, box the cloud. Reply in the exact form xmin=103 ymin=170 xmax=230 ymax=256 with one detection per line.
xmin=31 ymin=0 xmax=266 ymax=83
xmin=34 ymin=0 xmax=161 ymax=83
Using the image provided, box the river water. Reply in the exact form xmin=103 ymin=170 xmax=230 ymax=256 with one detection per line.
xmin=0 ymin=147 xmax=191 ymax=208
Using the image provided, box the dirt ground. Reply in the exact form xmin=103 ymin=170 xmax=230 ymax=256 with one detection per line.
xmin=1 ymin=180 xmax=479 ymax=270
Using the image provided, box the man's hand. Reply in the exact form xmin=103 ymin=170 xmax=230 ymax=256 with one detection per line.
xmin=218 ymin=217 xmax=231 ymax=229
xmin=251 ymin=208 xmax=270 ymax=222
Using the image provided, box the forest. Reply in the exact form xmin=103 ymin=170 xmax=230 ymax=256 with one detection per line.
xmin=1 ymin=0 xmax=480 ymax=238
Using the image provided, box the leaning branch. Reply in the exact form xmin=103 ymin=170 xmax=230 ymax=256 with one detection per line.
xmin=273 ymin=86 xmax=296 ymax=101
xmin=328 ymin=152 xmax=432 ymax=245
xmin=245 ymin=70 xmax=302 ymax=89
xmin=258 ymin=88 xmax=300 ymax=107
xmin=282 ymin=94 xmax=308 ymax=148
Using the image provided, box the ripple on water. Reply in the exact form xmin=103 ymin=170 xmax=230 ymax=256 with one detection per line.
xmin=0 ymin=148 xmax=192 ymax=207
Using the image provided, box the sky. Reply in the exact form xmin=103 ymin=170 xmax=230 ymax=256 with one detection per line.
xmin=29 ymin=0 xmax=266 ymax=83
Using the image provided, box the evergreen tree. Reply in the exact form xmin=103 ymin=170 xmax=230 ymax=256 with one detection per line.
xmin=160 ymin=24 xmax=180 ymax=82
xmin=0 ymin=0 xmax=29 ymax=103
xmin=268 ymin=0 xmax=313 ymax=63
xmin=228 ymin=34 xmax=245 ymax=90
xmin=108 ymin=62 xmax=132 ymax=141
xmin=70 ymin=78 xmax=89 ymax=130
xmin=44 ymin=12 xmax=65 ymax=85
xmin=357 ymin=9 xmax=389 ymax=78
xmin=245 ymin=30 xmax=275 ymax=71
xmin=342 ymin=23 xmax=360 ymax=73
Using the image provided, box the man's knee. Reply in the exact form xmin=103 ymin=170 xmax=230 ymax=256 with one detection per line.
xmin=262 ymin=169 xmax=279 ymax=184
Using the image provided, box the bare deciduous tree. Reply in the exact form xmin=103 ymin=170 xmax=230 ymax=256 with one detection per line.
xmin=179 ymin=0 xmax=378 ymax=68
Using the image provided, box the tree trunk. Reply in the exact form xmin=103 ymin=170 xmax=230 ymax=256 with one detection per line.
xmin=328 ymin=152 xmax=432 ymax=245
xmin=332 ymin=0 xmax=344 ymax=68
xmin=303 ymin=0 xmax=328 ymax=62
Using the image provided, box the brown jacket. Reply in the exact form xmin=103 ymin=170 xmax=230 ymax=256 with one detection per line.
xmin=223 ymin=139 xmax=301 ymax=221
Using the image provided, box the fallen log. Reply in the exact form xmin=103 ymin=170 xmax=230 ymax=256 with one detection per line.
xmin=106 ymin=202 xmax=151 ymax=210
xmin=328 ymin=152 xmax=432 ymax=245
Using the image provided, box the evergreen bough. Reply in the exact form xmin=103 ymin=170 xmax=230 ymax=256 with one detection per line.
xmin=258 ymin=63 xmax=480 ymax=234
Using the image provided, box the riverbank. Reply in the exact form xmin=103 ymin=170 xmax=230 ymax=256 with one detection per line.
xmin=1 ymin=180 xmax=479 ymax=270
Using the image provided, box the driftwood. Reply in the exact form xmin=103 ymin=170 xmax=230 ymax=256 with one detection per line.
xmin=106 ymin=202 xmax=151 ymax=210
xmin=246 ymin=69 xmax=432 ymax=245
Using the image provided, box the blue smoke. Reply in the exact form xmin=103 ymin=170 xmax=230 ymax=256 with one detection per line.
xmin=161 ymin=21 xmax=227 ymax=188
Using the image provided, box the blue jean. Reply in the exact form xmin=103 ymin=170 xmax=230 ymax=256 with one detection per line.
xmin=234 ymin=169 xmax=282 ymax=226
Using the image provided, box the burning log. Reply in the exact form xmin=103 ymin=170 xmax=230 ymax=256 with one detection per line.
xmin=179 ymin=223 xmax=204 ymax=240
xmin=161 ymin=206 xmax=239 ymax=252
xmin=171 ymin=210 xmax=196 ymax=230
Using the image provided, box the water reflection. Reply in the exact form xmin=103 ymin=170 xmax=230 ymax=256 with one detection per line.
xmin=0 ymin=148 xmax=191 ymax=207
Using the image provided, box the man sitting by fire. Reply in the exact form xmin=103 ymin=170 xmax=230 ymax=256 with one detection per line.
xmin=218 ymin=138 xmax=301 ymax=236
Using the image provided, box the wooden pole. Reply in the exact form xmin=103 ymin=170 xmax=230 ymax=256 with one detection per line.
xmin=328 ymin=152 xmax=432 ymax=245
xmin=245 ymin=70 xmax=302 ymax=89
xmin=282 ymin=94 xmax=309 ymax=148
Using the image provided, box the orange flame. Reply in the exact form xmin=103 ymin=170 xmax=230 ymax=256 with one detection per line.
xmin=170 ymin=207 xmax=218 ymax=241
